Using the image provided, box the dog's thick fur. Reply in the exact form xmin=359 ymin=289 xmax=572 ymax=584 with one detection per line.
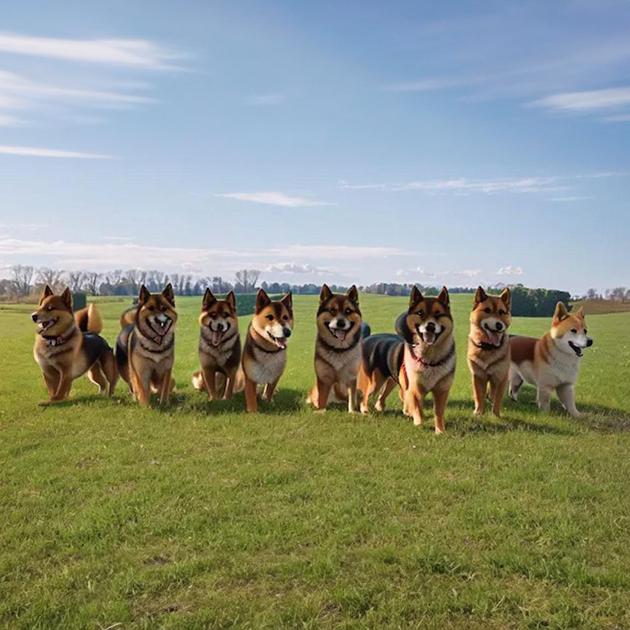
xmin=115 ymin=284 xmax=177 ymax=406
xmin=242 ymin=289 xmax=293 ymax=413
xmin=192 ymin=289 xmax=243 ymax=400
xmin=357 ymin=286 xmax=455 ymax=433
xmin=307 ymin=285 xmax=364 ymax=412
xmin=32 ymin=286 xmax=117 ymax=404
xmin=467 ymin=286 xmax=512 ymax=416
xmin=509 ymin=302 xmax=593 ymax=417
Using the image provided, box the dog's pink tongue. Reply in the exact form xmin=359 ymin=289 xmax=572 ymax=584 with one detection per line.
xmin=335 ymin=330 xmax=347 ymax=341
xmin=276 ymin=337 xmax=287 ymax=349
xmin=211 ymin=330 xmax=222 ymax=346
xmin=423 ymin=331 xmax=436 ymax=345
xmin=485 ymin=330 xmax=501 ymax=346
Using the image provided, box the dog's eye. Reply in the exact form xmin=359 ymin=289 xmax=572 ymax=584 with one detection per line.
xmin=283 ymin=315 xmax=288 ymax=320
xmin=148 ymin=306 xmax=154 ymax=312
xmin=584 ymin=329 xmax=588 ymax=334
xmin=345 ymin=308 xmax=352 ymax=315
xmin=435 ymin=312 xmax=441 ymax=318
xmin=418 ymin=310 xmax=424 ymax=317
xmin=499 ymin=310 xmax=506 ymax=316
xmin=46 ymin=306 xmax=53 ymax=311
xmin=571 ymin=328 xmax=577 ymax=333
xmin=210 ymin=312 xmax=217 ymax=318
xmin=484 ymin=308 xmax=492 ymax=314
xmin=223 ymin=312 xmax=229 ymax=318
xmin=266 ymin=314 xmax=273 ymax=321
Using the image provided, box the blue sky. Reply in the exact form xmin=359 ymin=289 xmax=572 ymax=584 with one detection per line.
xmin=0 ymin=0 xmax=628 ymax=294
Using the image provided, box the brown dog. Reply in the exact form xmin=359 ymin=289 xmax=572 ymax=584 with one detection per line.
xmin=307 ymin=285 xmax=364 ymax=413
xmin=32 ymin=286 xmax=117 ymax=404
xmin=242 ymin=289 xmax=294 ymax=413
xmin=115 ymin=284 xmax=178 ymax=406
xmin=467 ymin=286 xmax=512 ymax=416
xmin=192 ymin=289 xmax=242 ymax=400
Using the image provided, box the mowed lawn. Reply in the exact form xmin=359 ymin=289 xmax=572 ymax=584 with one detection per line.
xmin=1 ymin=293 xmax=630 ymax=630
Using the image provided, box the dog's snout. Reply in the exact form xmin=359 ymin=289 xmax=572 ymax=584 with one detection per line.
xmin=216 ymin=322 xmax=224 ymax=331
xmin=283 ymin=328 xmax=292 ymax=338
xmin=336 ymin=318 xmax=347 ymax=329
xmin=31 ymin=313 xmax=38 ymax=322
xmin=426 ymin=322 xmax=436 ymax=332
xmin=587 ymin=337 xmax=593 ymax=347
xmin=495 ymin=322 xmax=504 ymax=331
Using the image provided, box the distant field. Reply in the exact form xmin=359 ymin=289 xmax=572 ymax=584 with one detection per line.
xmin=572 ymin=299 xmax=630 ymax=315
xmin=1 ymin=293 xmax=630 ymax=630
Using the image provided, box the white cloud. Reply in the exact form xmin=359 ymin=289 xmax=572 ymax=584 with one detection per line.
xmin=266 ymin=245 xmax=409 ymax=260
xmin=395 ymin=266 xmax=482 ymax=280
xmin=215 ymin=191 xmax=335 ymax=207
xmin=264 ymin=262 xmax=329 ymax=275
xmin=529 ymin=87 xmax=630 ymax=112
xmin=0 ymin=33 xmax=183 ymax=69
xmin=0 ymin=145 xmax=116 ymax=159
xmin=246 ymin=93 xmax=285 ymax=106
xmin=496 ymin=265 xmax=523 ymax=276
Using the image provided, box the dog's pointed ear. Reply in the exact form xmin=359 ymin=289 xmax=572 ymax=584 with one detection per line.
xmin=39 ymin=284 xmax=54 ymax=305
xmin=576 ymin=306 xmax=585 ymax=319
xmin=319 ymin=284 xmax=333 ymax=303
xmin=437 ymin=286 xmax=450 ymax=306
xmin=500 ymin=287 xmax=511 ymax=309
xmin=202 ymin=288 xmax=216 ymax=309
xmin=138 ymin=284 xmax=150 ymax=305
xmin=409 ymin=285 xmax=423 ymax=308
xmin=162 ymin=283 xmax=175 ymax=306
xmin=474 ymin=286 xmax=487 ymax=304
xmin=60 ymin=287 xmax=73 ymax=311
xmin=281 ymin=291 xmax=293 ymax=314
xmin=553 ymin=301 xmax=569 ymax=323
xmin=346 ymin=284 xmax=359 ymax=305
xmin=255 ymin=289 xmax=271 ymax=313
xmin=226 ymin=290 xmax=237 ymax=312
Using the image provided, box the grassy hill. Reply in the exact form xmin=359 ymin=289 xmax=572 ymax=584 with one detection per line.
xmin=1 ymin=293 xmax=629 ymax=629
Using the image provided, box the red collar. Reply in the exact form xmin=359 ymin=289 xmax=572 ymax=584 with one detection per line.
xmin=42 ymin=328 xmax=76 ymax=347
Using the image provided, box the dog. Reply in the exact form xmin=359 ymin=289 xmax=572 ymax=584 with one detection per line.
xmin=32 ymin=286 xmax=117 ymax=404
xmin=358 ymin=286 xmax=455 ymax=433
xmin=115 ymin=284 xmax=177 ymax=406
xmin=467 ymin=286 xmax=512 ymax=416
xmin=509 ymin=302 xmax=593 ymax=418
xmin=192 ymin=288 xmax=243 ymax=400
xmin=242 ymin=289 xmax=293 ymax=413
xmin=306 ymin=284 xmax=366 ymax=412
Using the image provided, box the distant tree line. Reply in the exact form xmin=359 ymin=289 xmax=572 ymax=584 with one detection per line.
xmin=487 ymin=285 xmax=572 ymax=317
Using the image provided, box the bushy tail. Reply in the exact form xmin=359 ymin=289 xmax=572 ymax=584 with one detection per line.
xmin=192 ymin=370 xmax=204 ymax=391
xmin=75 ymin=303 xmax=103 ymax=334
xmin=120 ymin=306 xmax=136 ymax=329
xmin=192 ymin=369 xmax=245 ymax=394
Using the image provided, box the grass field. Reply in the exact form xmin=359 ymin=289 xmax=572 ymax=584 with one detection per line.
xmin=1 ymin=293 xmax=630 ymax=630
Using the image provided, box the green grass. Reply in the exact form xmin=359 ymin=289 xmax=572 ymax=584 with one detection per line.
xmin=1 ymin=293 xmax=630 ymax=630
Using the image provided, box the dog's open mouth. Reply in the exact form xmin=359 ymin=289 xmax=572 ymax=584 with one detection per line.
xmin=210 ymin=324 xmax=229 ymax=346
xmin=568 ymin=341 xmax=583 ymax=358
xmin=327 ymin=323 xmax=351 ymax=341
xmin=418 ymin=328 xmax=441 ymax=346
xmin=37 ymin=318 xmax=57 ymax=334
xmin=151 ymin=316 xmax=172 ymax=336
xmin=268 ymin=331 xmax=287 ymax=349
xmin=482 ymin=325 xmax=504 ymax=347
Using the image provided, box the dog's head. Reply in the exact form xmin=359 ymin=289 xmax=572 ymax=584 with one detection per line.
xmin=136 ymin=283 xmax=178 ymax=338
xmin=316 ymin=284 xmax=362 ymax=347
xmin=396 ymin=286 xmax=453 ymax=347
xmin=31 ymin=285 xmax=74 ymax=336
xmin=470 ymin=287 xmax=512 ymax=347
xmin=550 ymin=302 xmax=593 ymax=357
xmin=199 ymin=289 xmax=238 ymax=346
xmin=251 ymin=289 xmax=293 ymax=349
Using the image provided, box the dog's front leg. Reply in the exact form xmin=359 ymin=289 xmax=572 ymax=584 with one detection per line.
xmin=131 ymin=363 xmax=151 ymax=407
xmin=432 ymin=386 xmax=450 ymax=434
xmin=556 ymin=383 xmax=581 ymax=418
xmin=264 ymin=378 xmax=279 ymax=403
xmin=244 ymin=377 xmax=258 ymax=413
xmin=347 ymin=379 xmax=358 ymax=414
xmin=472 ymin=374 xmax=487 ymax=415
xmin=537 ymin=385 xmax=552 ymax=412
xmin=49 ymin=369 xmax=72 ymax=403
xmin=315 ymin=378 xmax=331 ymax=410
xmin=223 ymin=368 xmax=236 ymax=400
xmin=491 ymin=375 xmax=508 ymax=418
xmin=159 ymin=368 xmax=173 ymax=406
xmin=42 ymin=366 xmax=60 ymax=401
xmin=202 ymin=366 xmax=217 ymax=401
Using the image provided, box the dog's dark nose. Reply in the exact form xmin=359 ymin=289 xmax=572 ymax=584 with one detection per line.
xmin=283 ymin=328 xmax=292 ymax=338
xmin=587 ymin=338 xmax=593 ymax=347
xmin=495 ymin=322 xmax=504 ymax=331
xmin=337 ymin=318 xmax=347 ymax=329
xmin=426 ymin=322 xmax=436 ymax=332
xmin=216 ymin=322 xmax=224 ymax=331
xmin=31 ymin=313 xmax=38 ymax=322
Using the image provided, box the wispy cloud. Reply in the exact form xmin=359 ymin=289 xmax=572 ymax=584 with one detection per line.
xmin=266 ymin=245 xmax=409 ymax=260
xmin=264 ymin=262 xmax=329 ymax=275
xmin=0 ymin=145 xmax=116 ymax=159
xmin=396 ymin=266 xmax=482 ymax=280
xmin=246 ymin=93 xmax=285 ymax=106
xmin=496 ymin=265 xmax=523 ymax=276
xmin=0 ymin=113 xmax=21 ymax=126
xmin=528 ymin=87 xmax=630 ymax=112
xmin=215 ymin=191 xmax=335 ymax=207
xmin=0 ymin=32 xmax=183 ymax=69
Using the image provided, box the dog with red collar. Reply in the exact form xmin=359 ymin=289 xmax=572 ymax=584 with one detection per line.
xmin=357 ymin=286 xmax=455 ymax=433
xmin=115 ymin=284 xmax=178 ymax=406
xmin=32 ymin=286 xmax=117 ymax=405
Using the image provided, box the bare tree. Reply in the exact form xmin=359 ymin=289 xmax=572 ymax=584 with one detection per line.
xmin=106 ymin=269 xmax=123 ymax=285
xmin=83 ymin=272 xmax=102 ymax=295
xmin=67 ymin=271 xmax=84 ymax=292
xmin=234 ymin=269 xmax=261 ymax=293
xmin=11 ymin=265 xmax=34 ymax=297
xmin=585 ymin=288 xmax=599 ymax=300
xmin=36 ymin=267 xmax=65 ymax=291
xmin=607 ymin=287 xmax=627 ymax=302
xmin=125 ymin=269 xmax=142 ymax=293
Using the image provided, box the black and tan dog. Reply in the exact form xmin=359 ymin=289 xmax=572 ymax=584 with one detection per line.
xmin=358 ymin=286 xmax=456 ymax=433
xmin=307 ymin=285 xmax=366 ymax=412
xmin=467 ymin=286 xmax=512 ymax=416
xmin=242 ymin=289 xmax=293 ymax=413
xmin=32 ymin=286 xmax=117 ymax=404
xmin=115 ymin=284 xmax=177 ymax=407
xmin=192 ymin=288 xmax=243 ymax=400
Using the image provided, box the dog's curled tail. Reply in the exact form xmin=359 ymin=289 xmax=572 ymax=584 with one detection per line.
xmin=75 ymin=303 xmax=103 ymax=334
xmin=120 ymin=306 xmax=136 ymax=329
xmin=192 ymin=370 xmax=204 ymax=391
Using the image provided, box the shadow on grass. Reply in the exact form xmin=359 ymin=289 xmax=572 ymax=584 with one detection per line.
xmin=183 ymin=387 xmax=306 ymax=416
